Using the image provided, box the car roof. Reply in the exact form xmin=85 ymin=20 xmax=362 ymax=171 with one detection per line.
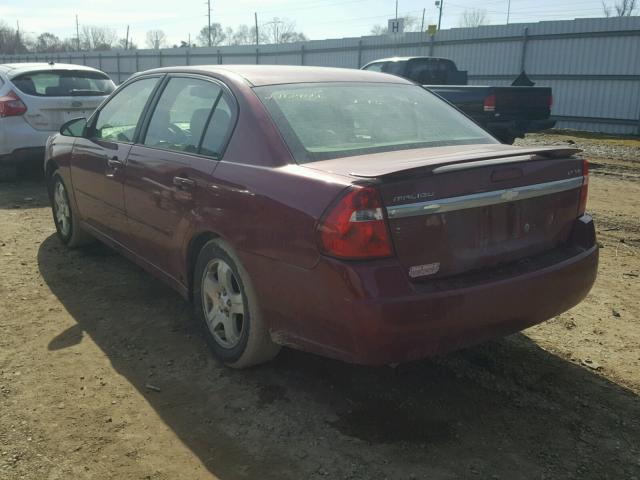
xmin=135 ymin=65 xmax=414 ymax=87
xmin=0 ymin=63 xmax=108 ymax=79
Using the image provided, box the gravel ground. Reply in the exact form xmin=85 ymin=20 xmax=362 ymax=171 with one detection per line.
xmin=1 ymin=132 xmax=639 ymax=479
xmin=517 ymin=130 xmax=640 ymax=163
xmin=517 ymin=130 xmax=640 ymax=179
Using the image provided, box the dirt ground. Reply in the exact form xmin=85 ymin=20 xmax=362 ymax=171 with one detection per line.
xmin=1 ymin=132 xmax=639 ymax=479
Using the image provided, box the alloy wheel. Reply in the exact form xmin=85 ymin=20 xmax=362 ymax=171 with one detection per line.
xmin=53 ymin=180 xmax=71 ymax=237
xmin=201 ymin=258 xmax=245 ymax=348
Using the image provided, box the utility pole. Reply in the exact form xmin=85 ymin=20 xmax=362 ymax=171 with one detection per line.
xmin=255 ymin=12 xmax=259 ymax=46
xmin=15 ymin=20 xmax=20 ymax=54
xmin=395 ymin=0 xmax=399 ymax=20
xmin=76 ymin=14 xmax=80 ymax=51
xmin=436 ymin=0 xmax=444 ymax=30
xmin=125 ymin=25 xmax=129 ymax=50
xmin=506 ymin=0 xmax=511 ymax=24
xmin=207 ymin=0 xmax=212 ymax=47
xmin=421 ymin=8 xmax=426 ymax=32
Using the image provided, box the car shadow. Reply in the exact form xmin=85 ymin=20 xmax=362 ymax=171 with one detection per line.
xmin=37 ymin=235 xmax=640 ymax=479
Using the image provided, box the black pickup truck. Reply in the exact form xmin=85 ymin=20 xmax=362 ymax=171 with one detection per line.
xmin=361 ymin=56 xmax=555 ymax=144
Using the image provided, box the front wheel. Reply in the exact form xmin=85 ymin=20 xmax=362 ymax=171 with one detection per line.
xmin=193 ymin=239 xmax=280 ymax=368
xmin=50 ymin=172 xmax=93 ymax=247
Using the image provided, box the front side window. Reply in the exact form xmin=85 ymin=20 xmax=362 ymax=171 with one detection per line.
xmin=256 ymin=82 xmax=496 ymax=163
xmin=12 ymin=70 xmax=115 ymax=97
xmin=94 ymin=77 xmax=160 ymax=142
xmin=143 ymin=77 xmax=222 ymax=154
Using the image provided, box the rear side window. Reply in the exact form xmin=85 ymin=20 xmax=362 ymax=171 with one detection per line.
xmin=407 ymin=59 xmax=456 ymax=84
xmin=382 ymin=62 xmax=406 ymax=76
xmin=143 ymin=77 xmax=222 ymax=154
xmin=142 ymin=77 xmax=234 ymax=158
xmin=94 ymin=77 xmax=160 ymax=143
xmin=200 ymin=96 xmax=233 ymax=158
xmin=11 ymin=70 xmax=115 ymax=97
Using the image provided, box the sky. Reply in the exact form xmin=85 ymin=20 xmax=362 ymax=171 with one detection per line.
xmin=0 ymin=0 xmax=620 ymax=48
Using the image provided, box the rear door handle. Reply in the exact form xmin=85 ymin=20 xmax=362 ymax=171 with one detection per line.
xmin=173 ymin=176 xmax=196 ymax=189
xmin=107 ymin=156 xmax=123 ymax=169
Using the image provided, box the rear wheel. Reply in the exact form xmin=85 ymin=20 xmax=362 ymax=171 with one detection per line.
xmin=193 ymin=239 xmax=280 ymax=368
xmin=50 ymin=172 xmax=93 ymax=247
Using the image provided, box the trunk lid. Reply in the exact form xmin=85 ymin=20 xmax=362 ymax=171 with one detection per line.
xmin=305 ymin=145 xmax=585 ymax=281
xmin=19 ymin=95 xmax=104 ymax=131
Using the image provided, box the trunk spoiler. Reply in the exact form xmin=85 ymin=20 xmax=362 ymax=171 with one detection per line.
xmin=349 ymin=147 xmax=582 ymax=179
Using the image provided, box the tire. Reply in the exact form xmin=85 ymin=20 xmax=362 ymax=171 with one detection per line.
xmin=193 ymin=239 xmax=280 ymax=368
xmin=50 ymin=172 xmax=94 ymax=247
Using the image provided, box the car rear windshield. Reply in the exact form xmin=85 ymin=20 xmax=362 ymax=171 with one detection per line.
xmin=255 ymin=82 xmax=496 ymax=163
xmin=11 ymin=70 xmax=115 ymax=97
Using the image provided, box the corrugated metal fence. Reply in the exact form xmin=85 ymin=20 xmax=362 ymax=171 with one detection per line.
xmin=2 ymin=16 xmax=639 ymax=134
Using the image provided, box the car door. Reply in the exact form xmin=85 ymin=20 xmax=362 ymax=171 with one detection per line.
xmin=71 ymin=76 xmax=161 ymax=244
xmin=123 ymin=75 xmax=236 ymax=280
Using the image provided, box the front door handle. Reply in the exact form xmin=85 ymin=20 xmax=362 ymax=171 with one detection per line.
xmin=173 ymin=176 xmax=196 ymax=190
xmin=107 ymin=156 xmax=123 ymax=169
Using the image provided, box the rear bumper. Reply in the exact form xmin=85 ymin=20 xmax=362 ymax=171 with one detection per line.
xmin=0 ymin=115 xmax=55 ymax=160
xmin=348 ymin=242 xmax=597 ymax=365
xmin=249 ymin=216 xmax=598 ymax=366
xmin=0 ymin=147 xmax=45 ymax=165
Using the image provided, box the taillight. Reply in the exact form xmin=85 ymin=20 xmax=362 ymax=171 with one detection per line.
xmin=548 ymin=94 xmax=554 ymax=108
xmin=0 ymin=90 xmax=27 ymax=117
xmin=578 ymin=159 xmax=589 ymax=216
xmin=317 ymin=186 xmax=393 ymax=259
xmin=483 ymin=94 xmax=496 ymax=112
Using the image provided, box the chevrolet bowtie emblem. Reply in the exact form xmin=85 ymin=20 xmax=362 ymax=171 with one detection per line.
xmin=501 ymin=190 xmax=519 ymax=201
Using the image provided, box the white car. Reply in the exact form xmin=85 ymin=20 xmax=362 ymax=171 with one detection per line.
xmin=0 ymin=63 xmax=115 ymax=180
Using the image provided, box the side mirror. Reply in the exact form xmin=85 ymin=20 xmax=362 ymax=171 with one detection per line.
xmin=60 ymin=117 xmax=87 ymax=137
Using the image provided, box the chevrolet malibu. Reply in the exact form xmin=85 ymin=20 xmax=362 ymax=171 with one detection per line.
xmin=44 ymin=66 xmax=598 ymax=368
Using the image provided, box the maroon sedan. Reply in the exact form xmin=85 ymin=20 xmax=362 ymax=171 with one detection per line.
xmin=44 ymin=65 xmax=598 ymax=368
